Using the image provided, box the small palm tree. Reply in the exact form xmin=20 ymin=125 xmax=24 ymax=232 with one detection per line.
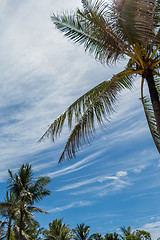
xmin=89 ymin=233 xmax=104 ymax=240
xmin=39 ymin=0 xmax=160 ymax=162
xmin=120 ymin=227 xmax=151 ymax=240
xmin=43 ymin=218 xmax=71 ymax=240
xmin=72 ymin=223 xmax=90 ymax=240
xmin=0 ymin=191 xmax=18 ymax=240
xmin=104 ymin=232 xmax=121 ymax=240
xmin=8 ymin=163 xmax=51 ymax=240
xmin=25 ymin=220 xmax=43 ymax=240
xmin=121 ymin=226 xmax=133 ymax=239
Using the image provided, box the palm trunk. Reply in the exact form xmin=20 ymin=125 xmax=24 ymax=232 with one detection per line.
xmin=145 ymin=69 xmax=160 ymax=136
xmin=19 ymin=206 xmax=23 ymax=240
xmin=7 ymin=218 xmax=12 ymax=240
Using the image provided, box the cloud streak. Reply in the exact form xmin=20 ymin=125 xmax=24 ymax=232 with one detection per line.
xmin=49 ymin=200 xmax=92 ymax=213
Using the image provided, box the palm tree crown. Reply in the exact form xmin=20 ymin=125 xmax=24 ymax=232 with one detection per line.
xmin=39 ymin=0 xmax=160 ymax=161
xmin=43 ymin=218 xmax=71 ymax=240
xmin=8 ymin=163 xmax=51 ymax=240
xmin=72 ymin=223 xmax=90 ymax=240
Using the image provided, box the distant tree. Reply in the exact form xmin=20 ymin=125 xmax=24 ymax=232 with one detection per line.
xmin=121 ymin=227 xmax=133 ymax=239
xmin=104 ymin=232 xmax=121 ymax=240
xmin=0 ymin=191 xmax=18 ymax=240
xmin=25 ymin=220 xmax=43 ymax=240
xmin=43 ymin=218 xmax=71 ymax=240
xmin=134 ymin=230 xmax=151 ymax=240
xmin=8 ymin=163 xmax=51 ymax=240
xmin=121 ymin=227 xmax=151 ymax=240
xmin=72 ymin=223 xmax=90 ymax=240
xmin=89 ymin=233 xmax=104 ymax=240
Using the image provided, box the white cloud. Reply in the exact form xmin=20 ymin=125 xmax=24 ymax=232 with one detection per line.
xmin=49 ymin=200 xmax=92 ymax=213
xmin=47 ymin=151 xmax=101 ymax=178
xmin=56 ymin=170 xmax=129 ymax=197
xmin=142 ymin=221 xmax=160 ymax=240
xmin=117 ymin=171 xmax=127 ymax=177
xmin=0 ymin=0 xmax=110 ymax=176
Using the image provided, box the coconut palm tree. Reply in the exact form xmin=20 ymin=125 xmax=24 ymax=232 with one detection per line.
xmin=43 ymin=218 xmax=71 ymax=240
xmin=24 ymin=220 xmax=43 ymax=240
xmin=104 ymin=232 xmax=121 ymax=240
xmin=120 ymin=227 xmax=133 ymax=239
xmin=120 ymin=227 xmax=151 ymax=240
xmin=89 ymin=233 xmax=104 ymax=240
xmin=0 ymin=191 xmax=18 ymax=240
xmin=8 ymin=163 xmax=51 ymax=240
xmin=72 ymin=223 xmax=90 ymax=240
xmin=39 ymin=0 xmax=160 ymax=162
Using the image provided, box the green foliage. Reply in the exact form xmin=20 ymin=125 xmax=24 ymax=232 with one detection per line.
xmin=89 ymin=233 xmax=103 ymax=240
xmin=121 ymin=226 xmax=151 ymax=240
xmin=104 ymin=232 xmax=121 ymax=240
xmin=39 ymin=0 xmax=160 ymax=161
xmin=0 ymin=163 xmax=51 ymax=240
xmin=43 ymin=218 xmax=71 ymax=240
xmin=0 ymin=191 xmax=18 ymax=240
xmin=72 ymin=223 xmax=90 ymax=240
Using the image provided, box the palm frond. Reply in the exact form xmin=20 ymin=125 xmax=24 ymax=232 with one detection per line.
xmin=39 ymin=69 xmax=134 ymax=144
xmin=32 ymin=189 xmax=51 ymax=203
xmin=115 ymin=0 xmax=159 ymax=44
xmin=51 ymin=0 xmax=127 ymax=64
xmin=30 ymin=177 xmax=51 ymax=197
xmin=0 ymin=220 xmax=7 ymax=229
xmin=153 ymin=76 xmax=160 ymax=94
xmin=141 ymin=96 xmax=160 ymax=153
xmin=27 ymin=206 xmax=48 ymax=214
xmin=46 ymin=72 xmax=133 ymax=162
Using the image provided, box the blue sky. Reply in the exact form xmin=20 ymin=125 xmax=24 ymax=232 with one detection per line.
xmin=0 ymin=0 xmax=160 ymax=239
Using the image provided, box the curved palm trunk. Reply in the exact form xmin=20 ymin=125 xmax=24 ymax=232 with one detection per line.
xmin=145 ymin=69 xmax=160 ymax=136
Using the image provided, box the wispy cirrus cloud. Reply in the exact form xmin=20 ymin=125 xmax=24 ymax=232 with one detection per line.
xmin=46 ymin=151 xmax=101 ymax=179
xmin=142 ymin=221 xmax=160 ymax=240
xmin=56 ymin=171 xmax=129 ymax=194
xmin=49 ymin=200 xmax=92 ymax=213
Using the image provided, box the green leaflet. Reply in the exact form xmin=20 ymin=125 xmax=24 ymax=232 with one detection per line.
xmin=141 ymin=96 xmax=160 ymax=153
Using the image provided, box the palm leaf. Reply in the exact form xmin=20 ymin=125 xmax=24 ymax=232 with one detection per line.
xmin=39 ymin=69 xmax=134 ymax=143
xmin=27 ymin=206 xmax=48 ymax=214
xmin=141 ymin=96 xmax=160 ymax=153
xmin=30 ymin=177 xmax=51 ymax=203
xmin=51 ymin=0 xmax=127 ymax=64
xmin=115 ymin=0 xmax=159 ymax=44
xmin=39 ymin=71 xmax=133 ymax=162
xmin=58 ymin=73 xmax=134 ymax=162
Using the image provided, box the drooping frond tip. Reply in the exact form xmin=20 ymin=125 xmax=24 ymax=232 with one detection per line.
xmin=39 ymin=71 xmax=133 ymax=162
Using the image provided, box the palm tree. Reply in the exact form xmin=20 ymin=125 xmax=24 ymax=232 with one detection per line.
xmin=72 ymin=223 xmax=90 ymax=240
xmin=8 ymin=163 xmax=51 ymax=240
xmin=104 ymin=232 xmax=121 ymax=240
xmin=120 ymin=226 xmax=133 ymax=239
xmin=89 ymin=233 xmax=104 ymax=240
xmin=24 ymin=220 xmax=43 ymax=240
xmin=134 ymin=230 xmax=151 ymax=240
xmin=43 ymin=218 xmax=71 ymax=240
xmin=120 ymin=227 xmax=151 ymax=240
xmin=39 ymin=0 xmax=160 ymax=162
xmin=0 ymin=191 xmax=18 ymax=240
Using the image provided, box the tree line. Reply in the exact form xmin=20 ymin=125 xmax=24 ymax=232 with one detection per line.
xmin=0 ymin=164 xmax=154 ymax=240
